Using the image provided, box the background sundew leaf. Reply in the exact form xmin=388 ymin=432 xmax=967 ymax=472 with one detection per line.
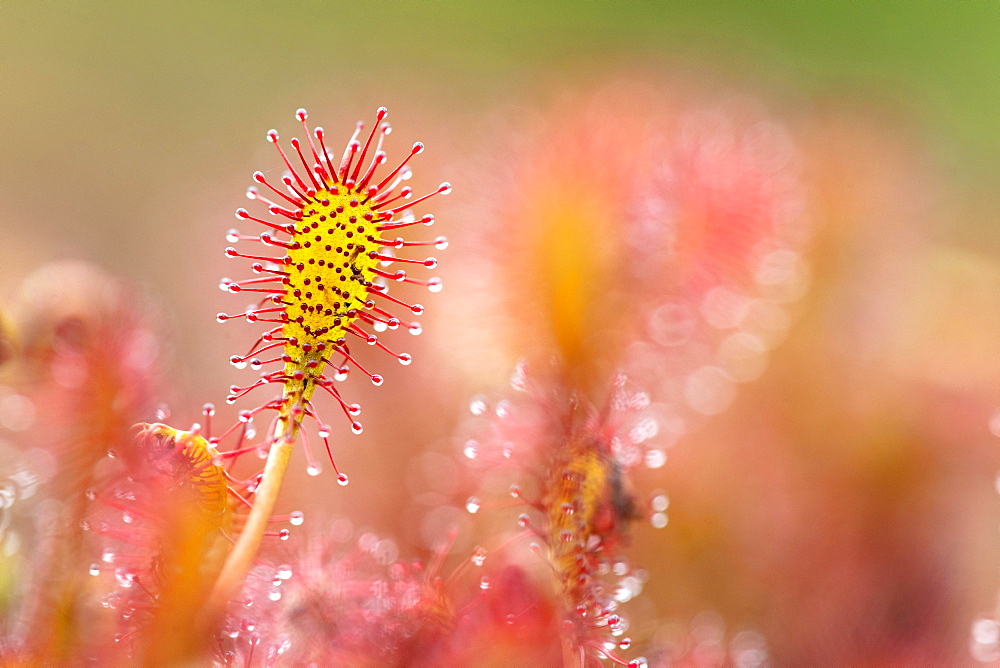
xmin=1 ymin=263 xmax=160 ymax=663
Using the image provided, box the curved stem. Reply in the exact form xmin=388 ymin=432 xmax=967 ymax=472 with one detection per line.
xmin=203 ymin=414 xmax=295 ymax=623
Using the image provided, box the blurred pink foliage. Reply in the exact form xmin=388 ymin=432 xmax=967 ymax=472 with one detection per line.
xmin=0 ymin=76 xmax=996 ymax=667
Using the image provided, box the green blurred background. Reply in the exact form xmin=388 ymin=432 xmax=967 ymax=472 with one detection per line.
xmin=4 ymin=0 xmax=997 ymax=344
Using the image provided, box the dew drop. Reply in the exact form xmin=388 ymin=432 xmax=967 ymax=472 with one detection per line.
xmin=408 ymin=322 xmax=422 ymax=336
xmin=470 ymin=547 xmax=487 ymax=567
xmin=619 ymin=638 xmax=632 ymax=650
xmin=427 ymin=277 xmax=443 ymax=292
xmin=249 ymin=358 xmax=262 ymax=370
xmin=509 ymin=362 xmax=528 ymax=392
xmin=463 ymin=441 xmax=478 ymax=460
xmin=620 ymin=577 xmax=645 ymax=605
xmin=289 ymin=511 xmax=304 ymax=526
xmin=398 ymin=353 xmax=412 ymax=365
xmin=278 ymin=529 xmax=291 ymax=541
xmin=337 ymin=473 xmax=350 ymax=486
xmin=465 ymin=497 xmax=481 ymax=514
xmin=351 ymin=421 xmax=364 ymax=435
xmin=114 ymin=569 xmax=135 ymax=589
xmin=371 ymin=375 xmax=384 ymax=386
xmin=644 ymin=449 xmax=667 ymax=469
xmin=306 ymin=462 xmax=322 ymax=477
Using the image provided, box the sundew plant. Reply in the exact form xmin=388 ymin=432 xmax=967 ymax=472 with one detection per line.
xmin=0 ymin=76 xmax=991 ymax=666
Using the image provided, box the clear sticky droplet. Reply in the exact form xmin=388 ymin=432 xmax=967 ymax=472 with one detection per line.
xmin=289 ymin=511 xmax=304 ymax=526
xmin=651 ymin=494 xmax=669 ymax=512
xmin=469 ymin=397 xmax=487 ymax=416
xmin=465 ymin=497 xmax=481 ymax=514
xmin=470 ymin=547 xmax=487 ymax=567
xmin=337 ymin=473 xmax=349 ymax=486
xmin=644 ymin=449 xmax=667 ymax=469
xmin=306 ymin=463 xmax=322 ymax=477
xmin=89 ymin=563 xmax=100 ymax=576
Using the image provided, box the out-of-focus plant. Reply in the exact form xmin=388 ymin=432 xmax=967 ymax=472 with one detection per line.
xmin=2 ymin=75 xmax=988 ymax=667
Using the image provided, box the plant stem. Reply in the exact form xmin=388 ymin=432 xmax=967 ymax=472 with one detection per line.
xmin=203 ymin=414 xmax=295 ymax=623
